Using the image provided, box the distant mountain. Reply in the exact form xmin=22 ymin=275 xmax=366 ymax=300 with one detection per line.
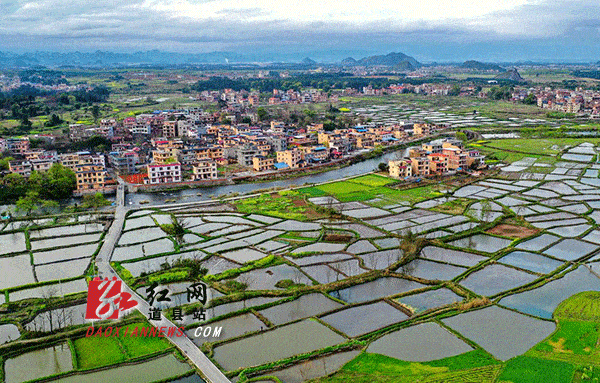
xmin=461 ymin=60 xmax=505 ymax=71
xmin=341 ymin=57 xmax=357 ymax=65
xmin=358 ymin=52 xmax=421 ymax=69
xmin=495 ymin=68 xmax=525 ymax=82
xmin=340 ymin=52 xmax=421 ymax=70
xmin=0 ymin=50 xmax=248 ymax=67
xmin=394 ymin=61 xmax=417 ymax=71
xmin=301 ymin=57 xmax=317 ymax=65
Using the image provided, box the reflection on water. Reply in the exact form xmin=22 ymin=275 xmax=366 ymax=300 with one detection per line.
xmin=127 ymin=149 xmax=411 ymax=206
xmin=4 ymin=343 xmax=73 ymax=383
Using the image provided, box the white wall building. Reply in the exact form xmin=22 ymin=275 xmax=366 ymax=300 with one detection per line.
xmin=146 ymin=163 xmax=182 ymax=184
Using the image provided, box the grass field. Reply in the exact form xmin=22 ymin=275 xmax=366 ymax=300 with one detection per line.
xmin=529 ymin=292 xmax=600 ymax=365
xmin=496 ymin=356 xmax=574 ymax=383
xmin=310 ymin=351 xmax=500 ymax=383
xmin=73 ymin=322 xmax=172 ymax=370
xmin=235 ymin=191 xmax=325 ymax=221
xmin=455 ymin=101 xmax=548 ymax=120
xmin=482 ymin=138 xmax=600 ymax=156
xmin=524 ymin=291 xmax=600 ymax=371
xmin=118 ymin=323 xmax=173 ymax=358
xmin=430 ymin=198 xmax=473 ymax=215
xmin=300 ymin=176 xmax=444 ymax=205
xmin=347 ymin=174 xmax=395 ymax=187
xmin=555 ymin=291 xmax=600 ymax=322
xmin=534 ymin=321 xmax=600 ymax=356
xmin=74 ymin=334 xmax=127 ymax=370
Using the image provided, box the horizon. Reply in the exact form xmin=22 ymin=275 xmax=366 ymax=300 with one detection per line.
xmin=0 ymin=49 xmax=598 ymax=66
xmin=1 ymin=1 xmax=600 ymax=63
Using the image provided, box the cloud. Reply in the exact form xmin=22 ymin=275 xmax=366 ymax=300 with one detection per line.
xmin=0 ymin=0 xmax=599 ymax=61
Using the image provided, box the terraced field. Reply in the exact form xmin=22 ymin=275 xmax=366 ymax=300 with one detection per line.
xmin=4 ymin=142 xmax=600 ymax=382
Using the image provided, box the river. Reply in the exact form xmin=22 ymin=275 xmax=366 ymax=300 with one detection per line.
xmin=125 ymin=148 xmax=410 ymax=206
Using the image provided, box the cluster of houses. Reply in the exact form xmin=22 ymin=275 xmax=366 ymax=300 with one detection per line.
xmin=0 ymin=74 xmax=87 ymax=93
xmin=1 ymin=113 xmax=451 ymax=194
xmin=2 ymin=139 xmax=116 ymax=195
xmin=195 ymin=87 xmax=337 ymax=108
xmin=530 ymin=88 xmax=600 ymax=115
xmin=388 ymin=138 xmax=485 ymax=179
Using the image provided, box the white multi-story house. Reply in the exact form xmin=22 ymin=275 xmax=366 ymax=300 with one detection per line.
xmin=146 ymin=163 xmax=182 ymax=184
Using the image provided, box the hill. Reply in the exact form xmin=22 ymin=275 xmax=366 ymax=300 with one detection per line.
xmin=301 ymin=57 xmax=317 ymax=65
xmin=495 ymin=68 xmax=525 ymax=82
xmin=461 ymin=60 xmax=505 ymax=71
xmin=358 ymin=52 xmax=421 ymax=69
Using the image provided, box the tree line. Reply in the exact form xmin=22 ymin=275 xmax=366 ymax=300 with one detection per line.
xmin=191 ymin=73 xmax=449 ymax=93
xmin=0 ymin=162 xmax=76 ymax=202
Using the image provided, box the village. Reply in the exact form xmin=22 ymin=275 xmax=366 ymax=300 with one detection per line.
xmin=2 ymin=105 xmax=486 ymax=197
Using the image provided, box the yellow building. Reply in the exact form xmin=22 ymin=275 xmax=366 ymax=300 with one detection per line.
xmin=413 ymin=123 xmax=432 ymax=136
xmin=276 ymin=149 xmax=302 ymax=168
xmin=152 ymin=149 xmax=178 ymax=165
xmin=75 ymin=164 xmax=110 ymax=191
xmin=192 ymin=159 xmax=218 ymax=180
xmin=410 ymin=157 xmax=430 ymax=176
xmin=252 ymin=156 xmax=275 ymax=172
xmin=388 ymin=160 xmax=412 ymax=178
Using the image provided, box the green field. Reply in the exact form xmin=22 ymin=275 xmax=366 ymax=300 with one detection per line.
xmin=347 ymin=174 xmax=395 ymax=187
xmin=482 ymin=138 xmax=600 ymax=156
xmin=497 ymin=356 xmax=574 ymax=383
xmin=74 ymin=335 xmax=127 ymax=370
xmin=430 ymin=198 xmax=473 ymax=215
xmin=310 ymin=293 xmax=600 ymax=383
xmin=528 ymin=292 xmax=600 ymax=367
xmin=534 ymin=321 xmax=600 ymax=356
xmin=234 ymin=191 xmax=325 ymax=221
xmin=73 ymin=322 xmax=172 ymax=370
xmin=555 ymin=291 xmax=600 ymax=322
xmin=300 ymin=175 xmax=444 ymax=204
xmin=310 ymin=351 xmax=500 ymax=383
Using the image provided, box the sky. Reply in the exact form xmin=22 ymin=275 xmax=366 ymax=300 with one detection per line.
xmin=0 ymin=0 xmax=599 ymax=62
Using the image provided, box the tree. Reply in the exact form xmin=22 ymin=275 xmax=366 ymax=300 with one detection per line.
xmin=81 ymin=192 xmax=111 ymax=209
xmin=487 ymin=86 xmax=512 ymax=100
xmin=16 ymin=190 xmax=41 ymax=215
xmin=378 ymin=162 xmax=389 ymax=172
xmin=16 ymin=191 xmax=59 ymax=216
xmin=455 ymin=131 xmax=468 ymax=142
xmin=1 ymin=173 xmax=28 ymax=201
xmin=323 ymin=121 xmax=336 ymax=131
xmin=44 ymin=113 xmax=63 ymax=127
xmin=257 ymin=107 xmax=269 ymax=122
xmin=19 ymin=115 xmax=32 ymax=131
xmin=92 ymin=105 xmax=100 ymax=123
xmin=0 ymin=156 xmax=13 ymax=171
xmin=523 ymin=93 xmax=537 ymax=105
xmin=45 ymin=163 xmax=77 ymax=200
xmin=449 ymin=84 xmax=461 ymax=96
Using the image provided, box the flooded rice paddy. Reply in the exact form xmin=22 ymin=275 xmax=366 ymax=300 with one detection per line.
xmin=6 ymin=142 xmax=600 ymax=381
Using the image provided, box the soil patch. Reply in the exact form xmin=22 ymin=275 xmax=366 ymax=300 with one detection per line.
xmin=487 ymin=224 xmax=539 ymax=239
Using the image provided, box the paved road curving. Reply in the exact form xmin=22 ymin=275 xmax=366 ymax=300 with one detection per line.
xmin=95 ymin=185 xmax=231 ymax=383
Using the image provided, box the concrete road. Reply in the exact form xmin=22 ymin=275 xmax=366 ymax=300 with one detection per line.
xmin=95 ymin=194 xmax=231 ymax=383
